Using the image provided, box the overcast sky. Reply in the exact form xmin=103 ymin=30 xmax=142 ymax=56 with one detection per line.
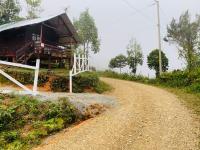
xmin=22 ymin=0 xmax=200 ymax=77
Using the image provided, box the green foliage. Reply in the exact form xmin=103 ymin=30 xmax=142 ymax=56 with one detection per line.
xmin=109 ymin=54 xmax=127 ymax=73
xmin=99 ymin=70 xmax=149 ymax=83
xmin=2 ymin=131 xmax=20 ymax=143
xmin=74 ymin=9 xmax=100 ymax=54
xmin=50 ymin=72 xmax=109 ymax=93
xmin=43 ymin=118 xmax=64 ymax=133
xmin=0 ymin=69 xmax=49 ymax=86
xmin=127 ymin=38 xmax=143 ymax=74
xmin=158 ymin=69 xmax=200 ymax=93
xmin=147 ymin=49 xmax=169 ymax=77
xmin=26 ymin=0 xmax=42 ymax=19
xmin=158 ymin=70 xmax=189 ymax=87
xmin=167 ymin=11 xmax=200 ymax=71
xmin=50 ymin=77 xmax=68 ymax=92
xmin=6 ymin=140 xmax=24 ymax=150
xmin=0 ymin=94 xmax=82 ymax=149
xmin=0 ymin=0 xmax=21 ymax=25
xmin=94 ymin=81 xmax=112 ymax=94
xmin=0 ymin=69 xmax=109 ymax=94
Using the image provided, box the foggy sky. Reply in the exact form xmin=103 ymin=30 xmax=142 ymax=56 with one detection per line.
xmin=22 ymin=0 xmax=200 ymax=77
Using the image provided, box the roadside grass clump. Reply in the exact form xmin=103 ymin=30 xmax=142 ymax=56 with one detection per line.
xmin=98 ymin=70 xmax=149 ymax=83
xmin=94 ymin=81 xmax=113 ymax=94
xmin=0 ymin=94 xmax=83 ymax=149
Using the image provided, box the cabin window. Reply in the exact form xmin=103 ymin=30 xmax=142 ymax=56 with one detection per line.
xmin=32 ymin=34 xmax=40 ymax=41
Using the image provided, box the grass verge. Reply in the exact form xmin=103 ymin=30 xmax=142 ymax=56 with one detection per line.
xmin=163 ymin=87 xmax=200 ymax=116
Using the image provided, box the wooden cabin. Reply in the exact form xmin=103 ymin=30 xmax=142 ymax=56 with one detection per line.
xmin=0 ymin=13 xmax=79 ymax=69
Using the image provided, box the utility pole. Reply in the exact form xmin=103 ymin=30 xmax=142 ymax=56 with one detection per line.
xmin=155 ymin=0 xmax=162 ymax=75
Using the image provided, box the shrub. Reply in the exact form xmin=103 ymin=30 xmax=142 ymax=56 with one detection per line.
xmin=0 ymin=69 xmax=109 ymax=93
xmin=50 ymin=77 xmax=68 ymax=92
xmin=43 ymin=118 xmax=64 ymax=133
xmin=99 ymin=70 xmax=149 ymax=83
xmin=0 ymin=70 xmax=49 ymax=86
xmin=3 ymin=131 xmax=20 ymax=143
xmin=94 ymin=81 xmax=112 ymax=94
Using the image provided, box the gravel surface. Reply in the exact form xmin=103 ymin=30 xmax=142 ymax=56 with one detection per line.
xmin=0 ymin=87 xmax=117 ymax=113
xmin=38 ymin=93 xmax=117 ymax=113
xmin=33 ymin=78 xmax=199 ymax=150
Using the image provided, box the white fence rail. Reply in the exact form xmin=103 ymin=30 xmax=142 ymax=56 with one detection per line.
xmin=69 ymin=53 xmax=89 ymax=93
xmin=0 ymin=59 xmax=40 ymax=95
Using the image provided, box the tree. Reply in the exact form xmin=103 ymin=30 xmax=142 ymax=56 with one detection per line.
xmin=147 ymin=49 xmax=169 ymax=77
xmin=26 ymin=0 xmax=42 ymax=19
xmin=0 ymin=0 xmax=21 ymax=25
xmin=73 ymin=9 xmax=100 ymax=54
xmin=127 ymin=38 xmax=143 ymax=75
xmin=109 ymin=54 xmax=127 ymax=73
xmin=166 ymin=11 xmax=200 ymax=71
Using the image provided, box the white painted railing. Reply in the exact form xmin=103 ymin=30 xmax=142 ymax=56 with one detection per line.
xmin=69 ymin=53 xmax=89 ymax=93
xmin=0 ymin=59 xmax=40 ymax=95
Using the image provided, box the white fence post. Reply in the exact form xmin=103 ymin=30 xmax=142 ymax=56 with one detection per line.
xmin=69 ymin=52 xmax=90 ymax=93
xmin=69 ymin=70 xmax=73 ymax=93
xmin=78 ymin=54 xmax=81 ymax=71
xmin=33 ymin=59 xmax=40 ymax=95
xmin=87 ymin=57 xmax=90 ymax=71
xmin=74 ymin=53 xmax=76 ymax=74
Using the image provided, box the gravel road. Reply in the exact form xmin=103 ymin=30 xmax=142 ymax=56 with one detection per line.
xmin=34 ymin=78 xmax=199 ymax=150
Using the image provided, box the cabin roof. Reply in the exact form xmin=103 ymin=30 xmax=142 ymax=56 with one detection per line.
xmin=0 ymin=12 xmax=79 ymax=43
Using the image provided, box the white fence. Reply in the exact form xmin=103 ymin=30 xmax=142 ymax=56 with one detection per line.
xmin=69 ymin=53 xmax=89 ymax=93
xmin=0 ymin=59 xmax=40 ymax=95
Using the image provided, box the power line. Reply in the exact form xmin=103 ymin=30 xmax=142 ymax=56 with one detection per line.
xmin=111 ymin=3 xmax=155 ymax=24
xmin=120 ymin=0 xmax=155 ymax=24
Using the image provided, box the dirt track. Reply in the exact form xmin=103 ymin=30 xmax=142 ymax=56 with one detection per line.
xmin=34 ymin=78 xmax=199 ymax=150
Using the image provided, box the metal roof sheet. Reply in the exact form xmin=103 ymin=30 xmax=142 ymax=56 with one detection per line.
xmin=0 ymin=12 xmax=79 ymax=43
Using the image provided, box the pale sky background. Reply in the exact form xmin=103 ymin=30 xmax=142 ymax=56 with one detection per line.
xmin=21 ymin=0 xmax=200 ymax=77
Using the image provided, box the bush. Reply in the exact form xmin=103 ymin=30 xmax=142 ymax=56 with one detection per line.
xmin=94 ymin=81 xmax=112 ymax=94
xmin=0 ymin=69 xmax=109 ymax=93
xmin=158 ymin=70 xmax=190 ymax=87
xmin=99 ymin=70 xmax=149 ymax=83
xmin=43 ymin=118 xmax=64 ymax=133
xmin=0 ymin=70 xmax=49 ymax=86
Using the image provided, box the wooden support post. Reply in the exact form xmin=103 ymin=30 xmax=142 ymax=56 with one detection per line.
xmin=40 ymin=24 xmax=43 ymax=43
xmin=48 ymin=54 xmax=52 ymax=70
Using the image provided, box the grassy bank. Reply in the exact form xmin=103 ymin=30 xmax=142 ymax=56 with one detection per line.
xmin=0 ymin=94 xmax=83 ymax=150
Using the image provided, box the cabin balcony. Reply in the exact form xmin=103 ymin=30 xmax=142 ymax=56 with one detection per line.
xmin=0 ymin=41 xmax=72 ymax=64
xmin=34 ymin=41 xmax=72 ymax=59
